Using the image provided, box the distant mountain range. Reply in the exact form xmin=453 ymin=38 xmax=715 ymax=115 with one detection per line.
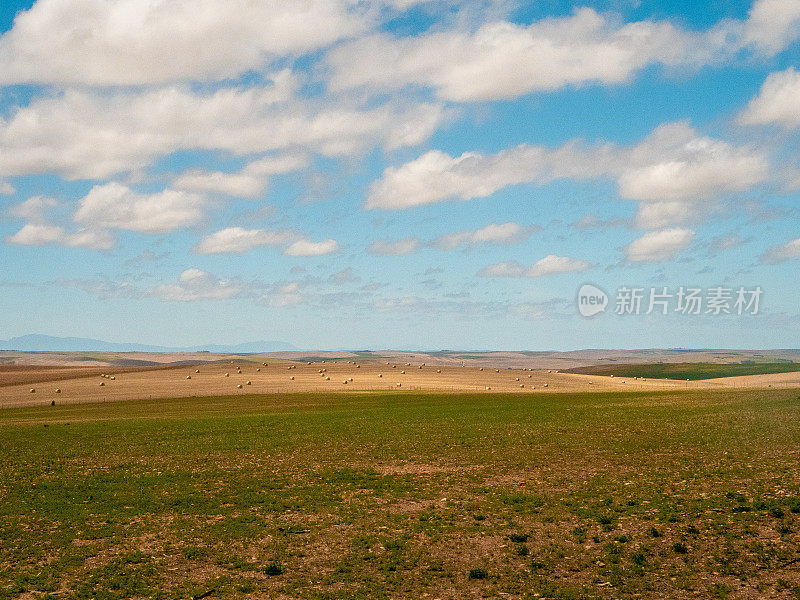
xmin=0 ymin=334 xmax=298 ymax=353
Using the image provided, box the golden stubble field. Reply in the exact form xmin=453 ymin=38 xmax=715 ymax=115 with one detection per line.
xmin=2 ymin=359 xmax=799 ymax=408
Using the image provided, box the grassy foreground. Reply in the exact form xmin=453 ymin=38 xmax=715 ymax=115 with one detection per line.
xmin=561 ymin=362 xmax=800 ymax=380
xmin=1 ymin=389 xmax=800 ymax=599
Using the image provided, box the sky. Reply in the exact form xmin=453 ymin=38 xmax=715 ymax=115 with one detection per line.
xmin=1 ymin=0 xmax=800 ymax=351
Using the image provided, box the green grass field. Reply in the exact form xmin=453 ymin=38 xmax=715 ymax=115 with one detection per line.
xmin=2 ymin=389 xmax=800 ymax=599
xmin=561 ymin=362 xmax=800 ymax=380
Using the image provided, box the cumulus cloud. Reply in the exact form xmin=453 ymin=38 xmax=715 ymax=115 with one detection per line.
xmin=283 ymin=238 xmax=340 ymax=256
xmin=330 ymin=267 xmax=361 ymax=284
xmin=330 ymin=8 xmax=735 ymax=102
xmin=367 ymin=122 xmax=767 ymax=228
xmin=760 ymin=237 xmax=800 ymax=264
xmin=428 ymin=222 xmax=539 ymax=249
xmin=74 ymin=182 xmax=205 ymax=234
xmin=743 ymin=0 xmax=800 ymax=54
xmin=571 ymin=213 xmax=629 ymax=230
xmin=7 ymin=196 xmax=115 ymax=250
xmin=624 ymin=228 xmax=694 ymax=262
xmin=6 ymin=223 xmax=115 ymax=250
xmin=0 ymin=181 xmax=15 ymax=195
xmin=174 ymin=153 xmax=308 ymax=198
xmin=265 ymin=282 xmax=304 ymax=307
xmin=367 ymin=237 xmax=422 ymax=255
xmin=0 ymin=76 xmax=445 ymax=180
xmin=0 ymin=0 xmax=369 ymax=86
xmin=740 ymin=67 xmax=800 ymax=129
xmin=153 ymin=268 xmax=243 ymax=301
xmin=477 ymin=255 xmax=592 ymax=278
xmin=193 ymin=227 xmax=302 ymax=255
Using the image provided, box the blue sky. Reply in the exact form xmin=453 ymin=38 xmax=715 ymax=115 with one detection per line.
xmin=1 ymin=0 xmax=799 ymax=350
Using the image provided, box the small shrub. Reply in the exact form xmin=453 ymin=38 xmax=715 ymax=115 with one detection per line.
xmin=572 ymin=526 xmax=587 ymax=544
xmin=509 ymin=533 xmax=528 ymax=543
xmin=263 ymin=564 xmax=283 ymax=576
xmin=515 ymin=544 xmax=529 ymax=556
xmin=648 ymin=527 xmax=662 ymax=538
xmin=673 ymin=542 xmax=688 ymax=554
xmin=468 ymin=568 xmax=488 ymax=580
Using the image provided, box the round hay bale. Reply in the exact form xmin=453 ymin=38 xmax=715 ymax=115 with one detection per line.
xmin=396 ymin=382 xmax=402 ymax=387
xmin=436 ymin=369 xmax=441 ymax=373
xmin=400 ymin=370 xmax=405 ymax=374
xmin=195 ymin=369 xmax=200 ymax=373
xmin=186 ymin=375 xmax=191 ymax=379
xmin=225 ymin=373 xmax=229 ymax=377
xmin=246 ymin=381 xmax=251 ymax=385
xmin=325 ymin=376 xmax=330 ymax=380
xmin=110 ymin=376 xmax=115 ymax=380
xmin=520 ymin=384 xmax=524 ymax=388
xmin=378 ymin=373 xmax=382 ymax=378
xmin=100 ymin=382 xmax=105 ymax=386
xmin=342 ymin=380 xmax=348 ymax=384
xmin=55 ymin=388 xmax=61 ymax=393
xmin=29 ymin=388 xmax=35 ymax=393
xmin=237 ymin=384 xmax=243 ymax=389
xmin=485 ymin=386 xmax=491 ymax=390
xmin=290 ymin=376 xmax=295 ymax=380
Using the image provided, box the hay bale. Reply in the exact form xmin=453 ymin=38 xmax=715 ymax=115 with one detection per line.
xmin=378 ymin=373 xmax=382 ymax=378
xmin=110 ymin=376 xmax=115 ymax=380
xmin=55 ymin=388 xmax=61 ymax=393
xmin=186 ymin=375 xmax=191 ymax=379
xmin=246 ymin=381 xmax=251 ymax=385
xmin=290 ymin=376 xmax=295 ymax=380
xmin=225 ymin=373 xmax=229 ymax=377
xmin=29 ymin=388 xmax=35 ymax=393
xmin=100 ymin=382 xmax=105 ymax=386
xmin=396 ymin=382 xmax=402 ymax=387
xmin=237 ymin=384 xmax=243 ymax=389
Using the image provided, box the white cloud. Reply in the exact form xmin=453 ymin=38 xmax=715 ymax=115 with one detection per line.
xmin=266 ymin=282 xmax=304 ymax=307
xmin=0 ymin=181 xmax=15 ymax=195
xmin=174 ymin=153 xmax=308 ymax=198
xmin=153 ymin=268 xmax=243 ymax=301
xmin=329 ymin=8 xmax=730 ymax=102
xmin=743 ymin=0 xmax=800 ymax=54
xmin=0 ymin=76 xmax=445 ymax=180
xmin=624 ymin=228 xmax=694 ymax=262
xmin=366 ymin=237 xmax=422 ymax=255
xmin=6 ymin=223 xmax=115 ymax=250
xmin=74 ymin=182 xmax=205 ymax=234
xmin=740 ymin=67 xmax=800 ymax=129
xmin=0 ymin=0 xmax=369 ymax=86
xmin=367 ymin=122 xmax=767 ymax=228
xmin=283 ymin=238 xmax=340 ymax=256
xmin=8 ymin=195 xmax=58 ymax=222
xmin=428 ymin=222 xmax=538 ymax=249
xmin=366 ymin=146 xmax=550 ymax=209
xmin=477 ymin=255 xmax=591 ymax=278
xmin=760 ymin=237 xmax=800 ymax=264
xmin=193 ymin=227 xmax=302 ymax=255
xmin=330 ymin=267 xmax=360 ymax=284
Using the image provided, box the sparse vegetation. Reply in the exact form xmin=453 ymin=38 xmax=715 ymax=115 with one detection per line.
xmin=1 ymin=388 xmax=799 ymax=598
